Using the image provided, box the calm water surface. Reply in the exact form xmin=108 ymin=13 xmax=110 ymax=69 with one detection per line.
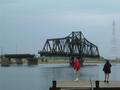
xmin=0 ymin=64 xmax=120 ymax=90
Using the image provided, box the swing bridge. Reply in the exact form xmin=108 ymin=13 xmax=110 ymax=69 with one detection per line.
xmin=38 ymin=31 xmax=100 ymax=60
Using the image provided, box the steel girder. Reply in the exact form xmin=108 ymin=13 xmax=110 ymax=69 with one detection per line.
xmin=38 ymin=31 xmax=100 ymax=58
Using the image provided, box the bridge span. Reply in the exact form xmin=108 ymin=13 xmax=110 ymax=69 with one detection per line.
xmin=38 ymin=31 xmax=100 ymax=62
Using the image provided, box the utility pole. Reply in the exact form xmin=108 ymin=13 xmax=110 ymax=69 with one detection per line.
xmin=16 ymin=43 xmax=18 ymax=54
xmin=111 ymin=19 xmax=118 ymax=60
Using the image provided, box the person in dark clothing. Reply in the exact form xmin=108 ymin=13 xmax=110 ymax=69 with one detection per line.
xmin=103 ymin=60 xmax=112 ymax=83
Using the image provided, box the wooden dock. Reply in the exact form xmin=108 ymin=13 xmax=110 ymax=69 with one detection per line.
xmin=49 ymin=80 xmax=120 ymax=90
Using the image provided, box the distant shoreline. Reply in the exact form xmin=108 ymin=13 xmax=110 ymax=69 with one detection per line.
xmin=0 ymin=58 xmax=120 ymax=65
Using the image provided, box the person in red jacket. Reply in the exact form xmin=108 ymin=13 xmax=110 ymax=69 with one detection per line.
xmin=73 ymin=56 xmax=81 ymax=81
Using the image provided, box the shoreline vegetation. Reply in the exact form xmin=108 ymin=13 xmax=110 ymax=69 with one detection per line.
xmin=0 ymin=57 xmax=120 ymax=66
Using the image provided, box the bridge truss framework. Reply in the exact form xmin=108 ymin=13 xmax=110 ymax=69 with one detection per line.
xmin=38 ymin=31 xmax=100 ymax=60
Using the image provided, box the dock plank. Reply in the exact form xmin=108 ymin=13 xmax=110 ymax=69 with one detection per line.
xmin=54 ymin=80 xmax=120 ymax=90
xmin=100 ymin=81 xmax=120 ymax=88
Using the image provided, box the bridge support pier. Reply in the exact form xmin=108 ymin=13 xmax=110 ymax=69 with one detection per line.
xmin=16 ymin=58 xmax=23 ymax=64
xmin=27 ymin=58 xmax=38 ymax=65
xmin=1 ymin=57 xmax=11 ymax=66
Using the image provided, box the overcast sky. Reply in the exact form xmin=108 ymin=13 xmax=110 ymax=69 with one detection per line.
xmin=0 ymin=0 xmax=120 ymax=59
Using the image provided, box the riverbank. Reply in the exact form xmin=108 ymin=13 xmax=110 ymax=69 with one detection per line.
xmin=0 ymin=58 xmax=120 ymax=65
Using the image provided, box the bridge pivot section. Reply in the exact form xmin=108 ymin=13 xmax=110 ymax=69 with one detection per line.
xmin=38 ymin=31 xmax=100 ymax=58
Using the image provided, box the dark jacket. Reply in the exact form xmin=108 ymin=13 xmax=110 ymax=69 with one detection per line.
xmin=103 ymin=61 xmax=112 ymax=73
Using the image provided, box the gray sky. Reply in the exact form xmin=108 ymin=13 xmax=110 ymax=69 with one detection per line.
xmin=0 ymin=0 xmax=120 ymax=58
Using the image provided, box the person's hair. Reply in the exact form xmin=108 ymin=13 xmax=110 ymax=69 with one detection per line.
xmin=76 ymin=56 xmax=80 ymax=59
xmin=106 ymin=60 xmax=110 ymax=64
xmin=71 ymin=57 xmax=74 ymax=60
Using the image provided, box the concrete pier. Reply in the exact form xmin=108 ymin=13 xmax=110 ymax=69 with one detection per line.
xmin=16 ymin=58 xmax=23 ymax=64
xmin=1 ymin=57 xmax=11 ymax=66
xmin=27 ymin=58 xmax=38 ymax=65
xmin=50 ymin=80 xmax=120 ymax=90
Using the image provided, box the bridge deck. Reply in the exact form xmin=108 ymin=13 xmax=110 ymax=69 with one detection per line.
xmin=3 ymin=54 xmax=35 ymax=59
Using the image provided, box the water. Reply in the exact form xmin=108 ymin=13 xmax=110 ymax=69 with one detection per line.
xmin=0 ymin=64 xmax=120 ymax=90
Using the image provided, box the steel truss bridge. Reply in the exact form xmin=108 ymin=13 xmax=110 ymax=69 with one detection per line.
xmin=38 ymin=31 xmax=100 ymax=59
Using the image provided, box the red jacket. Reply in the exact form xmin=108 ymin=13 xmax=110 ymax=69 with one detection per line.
xmin=73 ymin=59 xmax=80 ymax=71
